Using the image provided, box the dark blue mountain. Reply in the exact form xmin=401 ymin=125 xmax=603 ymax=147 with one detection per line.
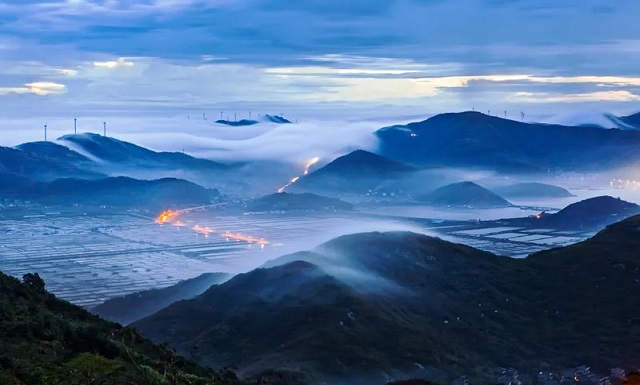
xmin=376 ymin=111 xmax=640 ymax=172
xmin=417 ymin=181 xmax=512 ymax=208
xmin=0 ymin=144 xmax=103 ymax=181
xmin=57 ymin=133 xmax=229 ymax=171
xmin=620 ymin=111 xmax=640 ymax=130
xmin=215 ymin=119 xmax=259 ymax=126
xmin=0 ymin=176 xmax=220 ymax=207
xmin=17 ymin=141 xmax=92 ymax=164
xmin=263 ymin=114 xmax=292 ymax=124
xmin=495 ymin=182 xmax=576 ymax=199
xmin=295 ymin=150 xmax=416 ymax=193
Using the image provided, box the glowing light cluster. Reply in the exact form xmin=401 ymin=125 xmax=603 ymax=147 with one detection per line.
xmin=278 ymin=156 xmax=320 ymax=193
xmin=154 ymin=206 xmax=270 ymax=248
xmin=193 ymin=225 xmax=215 ymax=236
xmin=156 ymin=210 xmax=178 ymax=224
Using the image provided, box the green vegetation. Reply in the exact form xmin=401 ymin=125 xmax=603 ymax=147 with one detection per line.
xmin=0 ymin=271 xmax=241 ymax=385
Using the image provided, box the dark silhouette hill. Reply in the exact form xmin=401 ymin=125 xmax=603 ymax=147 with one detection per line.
xmin=264 ymin=114 xmax=292 ymax=124
xmin=58 ymin=133 xmax=229 ymax=171
xmin=620 ymin=111 xmax=640 ymax=130
xmin=495 ymin=182 xmax=576 ymax=199
xmin=529 ymin=196 xmax=640 ymax=229
xmin=0 ymin=176 xmax=220 ymax=207
xmin=0 ymin=145 xmax=103 ymax=181
xmin=247 ymin=192 xmax=353 ymax=212
xmin=17 ymin=141 xmax=93 ymax=164
xmin=417 ymin=181 xmax=512 ymax=208
xmin=376 ymin=111 xmax=640 ymax=172
xmin=133 ymin=215 xmax=640 ymax=384
xmin=92 ymin=273 xmax=230 ymax=325
xmin=215 ymin=119 xmax=259 ymax=126
xmin=295 ymin=150 xmax=416 ymax=193
xmin=0 ymin=270 xmax=241 ymax=385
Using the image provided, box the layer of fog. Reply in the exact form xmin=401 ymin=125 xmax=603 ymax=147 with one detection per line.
xmin=1 ymin=114 xmax=421 ymax=164
xmin=225 ymin=218 xmax=437 ymax=275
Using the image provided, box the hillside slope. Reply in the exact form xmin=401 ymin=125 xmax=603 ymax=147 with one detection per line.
xmin=376 ymin=111 xmax=640 ymax=171
xmin=295 ymin=150 xmax=416 ymax=193
xmin=0 ymin=270 xmax=241 ymax=385
xmin=92 ymin=273 xmax=231 ymax=325
xmin=417 ymin=181 xmax=512 ymax=208
xmin=134 ymin=217 xmax=640 ymax=384
xmin=0 ymin=176 xmax=221 ymax=208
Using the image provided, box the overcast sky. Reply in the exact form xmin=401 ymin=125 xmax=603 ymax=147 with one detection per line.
xmin=1 ymin=0 xmax=640 ymax=146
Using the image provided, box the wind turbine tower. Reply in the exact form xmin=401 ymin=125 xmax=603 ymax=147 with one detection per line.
xmin=103 ymin=122 xmax=107 ymax=137
xmin=521 ymin=112 xmax=525 ymax=121
xmin=44 ymin=124 xmax=47 ymax=142
xmin=74 ymin=118 xmax=77 ymax=134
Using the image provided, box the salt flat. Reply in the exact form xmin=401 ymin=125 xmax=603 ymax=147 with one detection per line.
xmin=0 ymin=207 xmax=595 ymax=307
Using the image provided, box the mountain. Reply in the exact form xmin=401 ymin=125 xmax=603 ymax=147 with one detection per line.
xmin=495 ymin=182 xmax=576 ymax=199
xmin=530 ymin=196 xmax=640 ymax=229
xmin=133 ymin=216 xmax=640 ymax=384
xmin=17 ymin=141 xmax=94 ymax=165
xmin=263 ymin=114 xmax=292 ymax=124
xmin=0 ymin=145 xmax=103 ymax=181
xmin=376 ymin=111 xmax=640 ymax=172
xmin=0 ymin=270 xmax=241 ymax=385
xmin=92 ymin=273 xmax=230 ymax=325
xmin=215 ymin=119 xmax=259 ymax=126
xmin=246 ymin=192 xmax=354 ymax=212
xmin=417 ymin=181 xmax=512 ymax=208
xmin=0 ymin=176 xmax=220 ymax=208
xmin=57 ymin=133 xmax=229 ymax=171
xmin=294 ymin=150 xmax=416 ymax=193
xmin=620 ymin=112 xmax=640 ymax=130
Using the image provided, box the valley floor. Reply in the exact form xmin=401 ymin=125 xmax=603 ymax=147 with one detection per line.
xmin=0 ymin=205 xmax=597 ymax=307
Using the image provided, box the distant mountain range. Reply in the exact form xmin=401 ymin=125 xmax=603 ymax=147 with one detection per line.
xmin=133 ymin=215 xmax=640 ymax=384
xmin=294 ymin=150 xmax=416 ymax=193
xmin=215 ymin=114 xmax=292 ymax=126
xmin=376 ymin=111 xmax=640 ymax=172
xmin=0 ymin=175 xmax=220 ymax=207
xmin=92 ymin=272 xmax=230 ymax=325
xmin=494 ymin=182 xmax=576 ymax=199
xmin=215 ymin=119 xmax=259 ymax=126
xmin=417 ymin=181 xmax=512 ymax=208
xmin=247 ymin=192 xmax=354 ymax=212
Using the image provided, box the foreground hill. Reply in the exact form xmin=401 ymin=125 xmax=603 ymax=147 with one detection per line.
xmin=295 ymin=150 xmax=416 ymax=193
xmin=0 ymin=270 xmax=241 ymax=385
xmin=495 ymin=182 xmax=576 ymax=199
xmin=246 ymin=192 xmax=354 ymax=212
xmin=417 ymin=181 xmax=512 ymax=208
xmin=376 ymin=111 xmax=640 ymax=172
xmin=0 ymin=176 xmax=220 ymax=208
xmin=133 ymin=216 xmax=640 ymax=384
xmin=92 ymin=273 xmax=231 ymax=325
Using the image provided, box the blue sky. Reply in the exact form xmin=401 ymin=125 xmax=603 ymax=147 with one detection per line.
xmin=1 ymin=0 xmax=640 ymax=133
